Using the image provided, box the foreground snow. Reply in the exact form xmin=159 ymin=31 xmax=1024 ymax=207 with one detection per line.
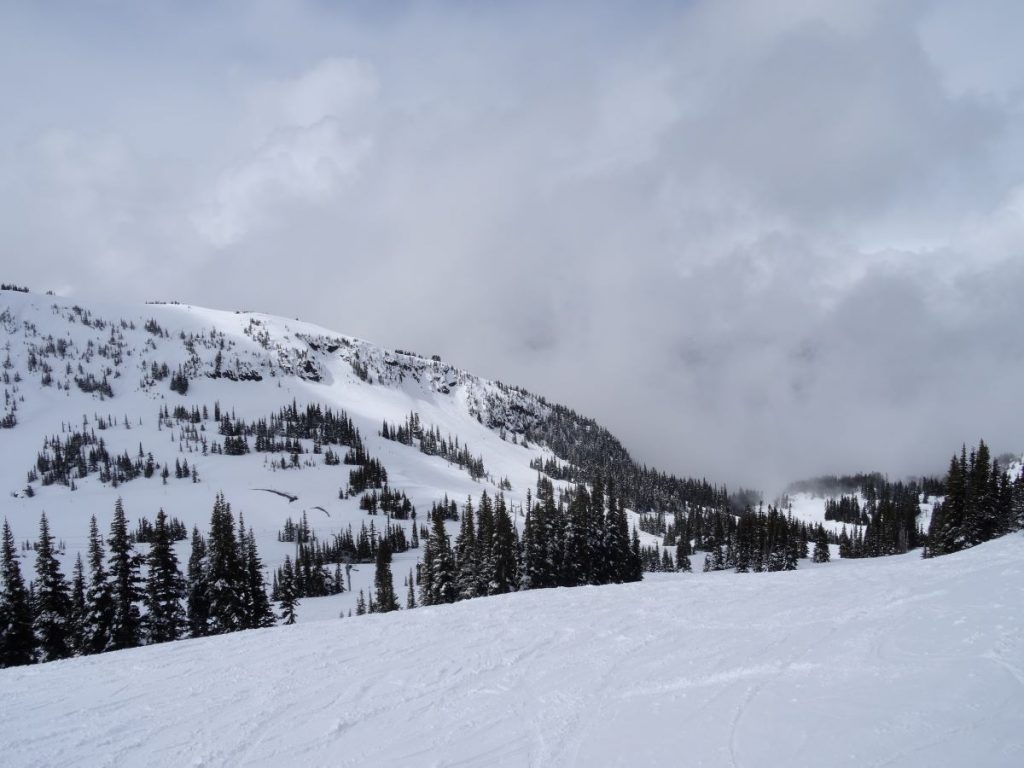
xmin=2 ymin=537 xmax=1023 ymax=767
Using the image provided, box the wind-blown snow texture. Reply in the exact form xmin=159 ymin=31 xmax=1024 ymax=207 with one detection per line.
xmin=1 ymin=535 xmax=1022 ymax=767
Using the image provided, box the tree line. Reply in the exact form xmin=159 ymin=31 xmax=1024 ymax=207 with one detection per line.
xmin=925 ymin=440 xmax=1024 ymax=557
xmin=0 ymin=493 xmax=276 ymax=668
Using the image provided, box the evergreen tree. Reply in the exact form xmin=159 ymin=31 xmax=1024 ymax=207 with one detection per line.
xmin=33 ymin=512 xmax=73 ymax=662
xmin=628 ymin=527 xmax=643 ymax=582
xmin=205 ymin=493 xmax=247 ymax=634
xmin=675 ymin=534 xmax=692 ymax=573
xmin=812 ymin=528 xmax=831 ymax=563
xmin=606 ymin=495 xmax=632 ymax=584
xmin=69 ymin=553 xmax=86 ymax=654
xmin=83 ymin=515 xmax=114 ymax=654
xmin=474 ymin=493 xmax=495 ymax=595
xmin=278 ymin=555 xmax=297 ymax=625
xmin=186 ymin=526 xmax=210 ymax=637
xmin=421 ymin=509 xmax=456 ymax=605
xmin=373 ymin=538 xmax=399 ymax=613
xmin=561 ymin=489 xmax=590 ymax=587
xmin=144 ymin=509 xmax=186 ymax=644
xmin=489 ymin=494 xmax=519 ymax=594
xmin=454 ymin=500 xmax=478 ymax=600
xmin=243 ymin=527 xmax=275 ymax=629
xmin=107 ymin=498 xmax=143 ymax=650
xmin=0 ymin=519 xmax=35 ymax=667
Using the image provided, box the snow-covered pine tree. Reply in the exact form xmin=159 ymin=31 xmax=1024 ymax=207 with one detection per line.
xmin=278 ymin=555 xmax=297 ymax=625
xmin=489 ymin=493 xmax=518 ymax=594
xmin=144 ymin=508 xmax=187 ymax=644
xmin=69 ymin=553 xmax=86 ymax=654
xmin=205 ymin=493 xmax=247 ymax=634
xmin=425 ymin=508 xmax=456 ymax=605
xmin=33 ymin=512 xmax=73 ymax=662
xmin=83 ymin=515 xmax=114 ymax=654
xmin=373 ymin=538 xmax=399 ymax=613
xmin=454 ymin=498 xmax=478 ymax=601
xmin=813 ymin=528 xmax=831 ymax=563
xmin=244 ymin=527 xmax=275 ymax=629
xmin=186 ymin=526 xmax=210 ymax=637
xmin=107 ymin=498 xmax=144 ymax=650
xmin=0 ymin=519 xmax=35 ymax=667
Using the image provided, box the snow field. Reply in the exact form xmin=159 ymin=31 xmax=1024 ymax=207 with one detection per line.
xmin=1 ymin=535 xmax=1022 ymax=767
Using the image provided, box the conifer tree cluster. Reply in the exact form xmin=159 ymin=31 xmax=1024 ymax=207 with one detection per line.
xmin=417 ymin=477 xmax=642 ymax=608
xmin=272 ymin=516 xmax=413 ymax=603
xmin=926 ymin=440 xmax=1024 ymax=557
xmin=693 ymin=505 xmax=810 ymax=573
xmin=161 ymin=399 xmax=364 ymax=464
xmin=824 ymin=496 xmax=867 ymax=525
xmin=0 ymin=493 xmax=275 ymax=668
xmin=381 ymin=412 xmax=488 ymax=481
xmin=359 ymin=487 xmax=415 ymax=518
xmin=834 ymin=479 xmax=924 ymax=558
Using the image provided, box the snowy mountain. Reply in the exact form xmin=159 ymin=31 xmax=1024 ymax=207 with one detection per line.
xmin=2 ymin=287 xmax=1024 ymax=766
xmin=2 ymin=533 xmax=1022 ymax=767
xmin=0 ymin=287 xmax=669 ymax=620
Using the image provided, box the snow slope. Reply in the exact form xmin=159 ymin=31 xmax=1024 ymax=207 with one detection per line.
xmin=0 ymin=289 xmax=662 ymax=617
xmin=2 ymin=534 xmax=1022 ymax=767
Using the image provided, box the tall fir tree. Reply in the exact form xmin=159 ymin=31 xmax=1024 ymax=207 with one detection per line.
xmin=244 ymin=527 xmax=275 ymax=629
xmin=205 ymin=493 xmax=247 ymax=634
xmin=675 ymin=533 xmax=693 ymax=573
xmin=278 ymin=555 xmax=297 ymax=625
xmin=186 ymin=526 xmax=210 ymax=637
xmin=144 ymin=508 xmax=187 ymax=644
xmin=489 ymin=494 xmax=518 ymax=594
xmin=454 ymin=498 xmax=478 ymax=600
xmin=33 ymin=512 xmax=73 ymax=662
xmin=812 ymin=527 xmax=831 ymax=563
xmin=0 ymin=519 xmax=35 ymax=667
xmin=107 ymin=498 xmax=143 ymax=650
xmin=373 ymin=538 xmax=399 ymax=613
xmin=69 ymin=553 xmax=87 ymax=654
xmin=421 ymin=509 xmax=456 ymax=605
xmin=83 ymin=515 xmax=114 ymax=654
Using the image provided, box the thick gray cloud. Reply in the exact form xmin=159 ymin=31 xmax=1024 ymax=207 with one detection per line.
xmin=2 ymin=0 xmax=1022 ymax=492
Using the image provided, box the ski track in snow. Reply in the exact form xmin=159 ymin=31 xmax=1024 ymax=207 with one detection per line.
xmin=2 ymin=537 xmax=1023 ymax=767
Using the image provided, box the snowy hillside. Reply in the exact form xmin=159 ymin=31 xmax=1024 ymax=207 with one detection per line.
xmin=0 ymin=288 xmax=663 ymax=618
xmin=2 ymin=534 xmax=1022 ymax=767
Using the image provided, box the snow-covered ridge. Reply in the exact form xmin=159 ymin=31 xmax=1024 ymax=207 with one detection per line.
xmin=0 ymin=290 xmax=552 ymax=435
xmin=0 ymin=289 xmax=632 ymax=620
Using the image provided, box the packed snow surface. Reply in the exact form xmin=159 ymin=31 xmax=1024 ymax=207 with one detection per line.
xmin=2 ymin=535 xmax=1022 ymax=768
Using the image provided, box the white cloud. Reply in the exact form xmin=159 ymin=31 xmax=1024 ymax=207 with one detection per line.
xmin=195 ymin=57 xmax=378 ymax=247
xmin=1 ymin=1 xmax=1023 ymax=489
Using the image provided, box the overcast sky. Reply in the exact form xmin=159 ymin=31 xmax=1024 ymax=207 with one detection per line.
xmin=2 ymin=0 xmax=1023 ymax=492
